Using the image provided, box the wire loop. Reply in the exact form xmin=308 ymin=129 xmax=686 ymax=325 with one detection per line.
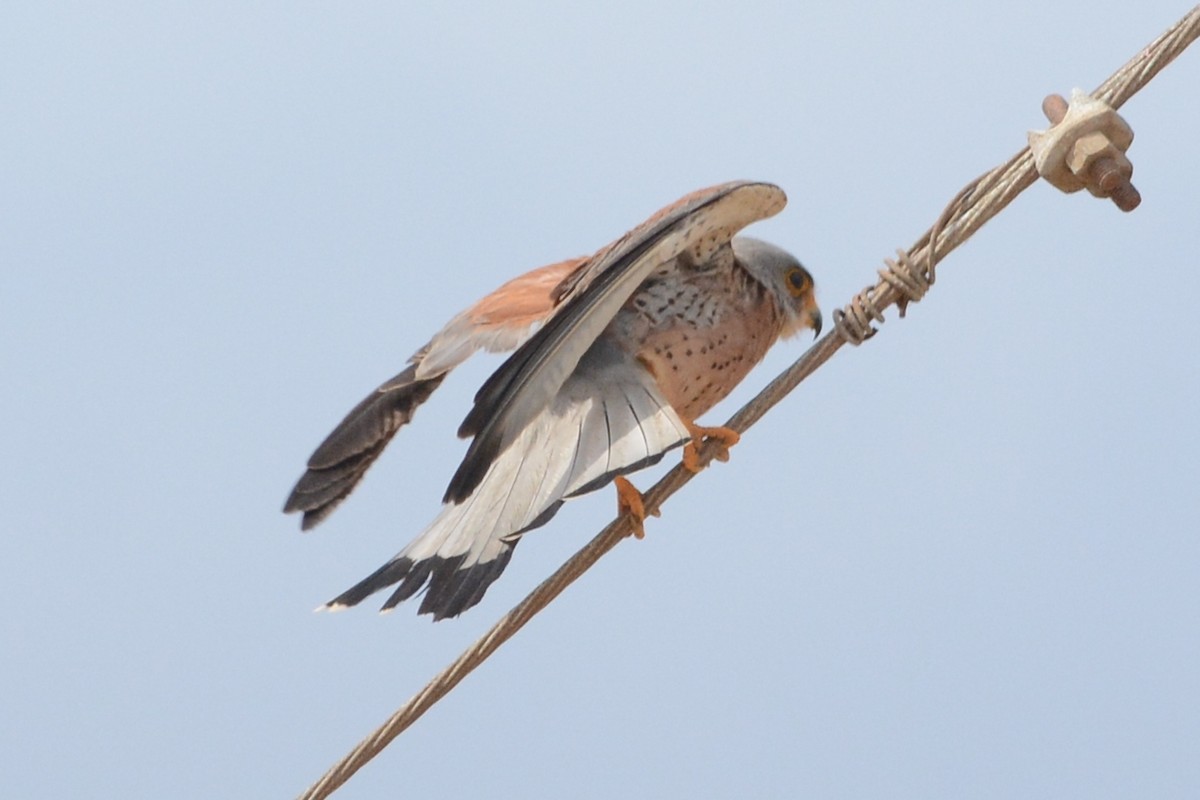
xmin=296 ymin=8 xmax=1200 ymax=798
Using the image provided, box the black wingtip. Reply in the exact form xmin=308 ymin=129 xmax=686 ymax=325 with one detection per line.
xmin=326 ymin=546 xmax=518 ymax=620
xmin=441 ymin=434 xmax=501 ymax=505
xmin=419 ymin=549 xmax=515 ymax=620
xmin=283 ymin=368 xmax=446 ymax=529
xmin=325 ymin=556 xmax=416 ymax=609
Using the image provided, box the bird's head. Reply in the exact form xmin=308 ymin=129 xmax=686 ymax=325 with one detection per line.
xmin=732 ymin=237 xmax=822 ymax=339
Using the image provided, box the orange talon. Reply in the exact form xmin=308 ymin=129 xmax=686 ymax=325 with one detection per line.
xmin=682 ymin=423 xmax=741 ymax=472
xmin=614 ymin=475 xmax=654 ymax=539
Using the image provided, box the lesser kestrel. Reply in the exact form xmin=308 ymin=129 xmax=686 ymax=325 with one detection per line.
xmin=284 ymin=181 xmax=821 ymax=619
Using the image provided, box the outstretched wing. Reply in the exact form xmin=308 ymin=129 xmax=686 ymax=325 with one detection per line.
xmin=283 ymin=366 xmax=445 ymax=530
xmin=283 ymin=257 xmax=587 ymax=529
xmin=446 ymin=180 xmax=787 ymax=504
xmin=326 ymin=339 xmax=692 ymax=619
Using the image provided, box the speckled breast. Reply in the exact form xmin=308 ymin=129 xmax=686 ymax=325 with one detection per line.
xmin=620 ymin=266 xmax=783 ymax=420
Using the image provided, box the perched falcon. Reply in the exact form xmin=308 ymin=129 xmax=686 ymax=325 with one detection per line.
xmin=284 ymin=181 xmax=822 ymax=620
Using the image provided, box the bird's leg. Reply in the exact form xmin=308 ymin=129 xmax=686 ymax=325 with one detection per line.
xmin=613 ymin=476 xmax=657 ymax=539
xmin=682 ymin=421 xmax=742 ymax=473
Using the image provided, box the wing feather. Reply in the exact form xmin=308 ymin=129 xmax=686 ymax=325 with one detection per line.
xmin=282 ymin=366 xmax=445 ymax=530
xmin=326 ymin=343 xmax=690 ymax=619
xmin=283 ymin=258 xmax=585 ymax=529
xmin=446 ymin=181 xmax=786 ymax=504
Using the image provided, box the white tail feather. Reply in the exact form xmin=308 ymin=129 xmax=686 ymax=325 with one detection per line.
xmin=394 ymin=353 xmax=688 ymax=574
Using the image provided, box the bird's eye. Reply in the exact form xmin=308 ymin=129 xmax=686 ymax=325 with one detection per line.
xmin=785 ymin=267 xmax=810 ymax=297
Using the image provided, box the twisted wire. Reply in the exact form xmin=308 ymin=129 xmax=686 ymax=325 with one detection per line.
xmin=297 ymin=8 xmax=1200 ymax=798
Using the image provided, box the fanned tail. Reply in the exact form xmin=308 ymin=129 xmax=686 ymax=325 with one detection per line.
xmin=326 ymin=343 xmax=690 ymax=619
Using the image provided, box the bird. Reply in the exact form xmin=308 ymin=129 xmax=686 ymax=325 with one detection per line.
xmin=284 ymin=181 xmax=822 ymax=620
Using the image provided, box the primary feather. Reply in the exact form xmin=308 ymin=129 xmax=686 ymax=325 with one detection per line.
xmin=447 ymin=180 xmax=785 ymax=503
xmin=284 ymin=181 xmax=817 ymax=620
xmin=327 ymin=341 xmax=690 ymax=619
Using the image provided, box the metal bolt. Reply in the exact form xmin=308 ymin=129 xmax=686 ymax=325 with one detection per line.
xmin=1041 ymin=93 xmax=1141 ymax=212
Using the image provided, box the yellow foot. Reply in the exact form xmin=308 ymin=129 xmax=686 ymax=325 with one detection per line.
xmin=682 ymin=423 xmax=742 ymax=473
xmin=614 ymin=475 xmax=657 ymax=539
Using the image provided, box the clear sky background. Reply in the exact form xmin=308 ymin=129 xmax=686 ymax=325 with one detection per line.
xmin=4 ymin=3 xmax=1199 ymax=798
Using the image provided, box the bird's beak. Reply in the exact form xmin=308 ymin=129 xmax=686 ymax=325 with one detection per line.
xmin=809 ymin=307 xmax=823 ymax=339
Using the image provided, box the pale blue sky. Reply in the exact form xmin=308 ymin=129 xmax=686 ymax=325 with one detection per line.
xmin=3 ymin=3 xmax=1199 ymax=798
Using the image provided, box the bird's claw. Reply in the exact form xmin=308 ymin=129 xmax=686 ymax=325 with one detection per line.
xmin=614 ymin=475 xmax=656 ymax=539
xmin=682 ymin=424 xmax=741 ymax=472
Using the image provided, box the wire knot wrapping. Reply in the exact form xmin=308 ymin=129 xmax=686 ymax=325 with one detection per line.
xmin=834 ymin=248 xmax=933 ymax=345
xmin=296 ymin=8 xmax=1200 ymax=798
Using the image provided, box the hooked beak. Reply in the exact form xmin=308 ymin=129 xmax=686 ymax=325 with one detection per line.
xmin=809 ymin=307 xmax=823 ymax=339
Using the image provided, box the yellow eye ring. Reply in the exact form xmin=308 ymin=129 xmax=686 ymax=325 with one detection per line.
xmin=785 ymin=267 xmax=811 ymax=297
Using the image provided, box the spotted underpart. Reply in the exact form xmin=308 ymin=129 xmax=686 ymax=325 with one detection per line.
xmin=284 ymin=182 xmax=821 ymax=620
xmin=623 ymin=261 xmax=780 ymax=419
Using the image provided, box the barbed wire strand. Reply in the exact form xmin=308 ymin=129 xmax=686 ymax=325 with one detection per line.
xmin=298 ymin=7 xmax=1200 ymax=799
